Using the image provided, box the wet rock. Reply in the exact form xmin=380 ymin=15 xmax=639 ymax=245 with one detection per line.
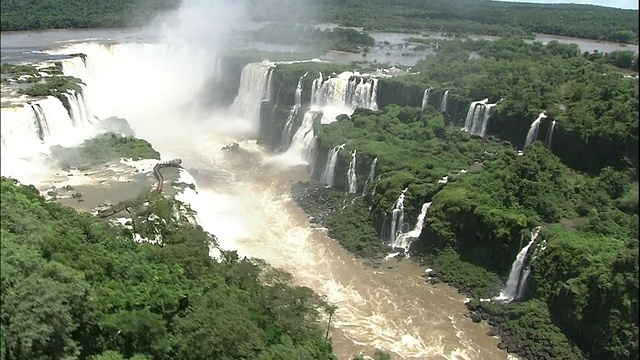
xmin=471 ymin=312 xmax=482 ymax=323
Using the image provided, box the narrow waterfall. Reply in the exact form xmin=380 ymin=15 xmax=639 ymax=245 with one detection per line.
xmin=392 ymin=202 xmax=432 ymax=256
xmin=319 ymin=143 xmax=345 ymax=187
xmin=362 ymin=157 xmax=378 ymax=196
xmin=496 ymin=226 xmax=542 ymax=301
xmin=544 ymin=120 xmax=556 ymax=149
xmin=347 ymin=150 xmax=358 ymax=193
xmin=310 ymin=71 xmax=378 ymax=124
xmin=229 ymin=61 xmax=274 ymax=132
xmin=388 ymin=188 xmax=409 ymax=244
xmin=61 ymin=91 xmax=92 ymax=127
xmin=285 ymin=111 xmax=320 ymax=166
xmin=463 ymin=99 xmax=497 ymax=137
xmin=421 ymin=88 xmax=432 ymax=110
xmin=439 ymin=90 xmax=449 ymax=113
xmin=281 ymin=72 xmax=308 ymax=149
xmin=524 ymin=112 xmax=548 ymax=148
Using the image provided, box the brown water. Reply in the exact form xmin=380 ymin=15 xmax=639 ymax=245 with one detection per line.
xmin=167 ymin=139 xmax=508 ymax=360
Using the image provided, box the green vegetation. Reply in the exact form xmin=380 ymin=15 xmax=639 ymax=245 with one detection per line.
xmin=249 ymin=24 xmax=375 ymax=53
xmin=50 ymin=132 xmax=161 ymax=170
xmin=0 ymin=0 xmax=180 ymax=30
xmin=0 ymin=177 xmax=339 ymax=359
xmin=314 ymin=0 xmax=638 ymax=44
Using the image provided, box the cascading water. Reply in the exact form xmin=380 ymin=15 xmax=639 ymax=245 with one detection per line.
xmin=228 ymin=61 xmax=275 ymax=133
xmin=496 ymin=226 xmax=541 ymax=301
xmin=388 ymin=188 xmax=409 ymax=244
xmin=421 ymin=88 xmax=431 ymax=110
xmin=463 ymin=99 xmax=497 ymax=137
xmin=319 ymin=143 xmax=345 ymax=187
xmin=545 ymin=120 xmax=556 ymax=149
xmin=524 ymin=112 xmax=547 ymax=148
xmin=439 ymin=90 xmax=449 ymax=113
xmin=283 ymin=111 xmax=320 ymax=167
xmin=362 ymin=157 xmax=378 ymax=196
xmin=392 ymin=202 xmax=432 ymax=256
xmin=310 ymin=71 xmax=378 ymax=124
xmin=347 ymin=149 xmax=357 ymax=193
xmin=281 ymin=72 xmax=308 ymax=149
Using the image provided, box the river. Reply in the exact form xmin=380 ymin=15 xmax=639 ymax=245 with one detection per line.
xmin=0 ymin=25 xmax=537 ymax=360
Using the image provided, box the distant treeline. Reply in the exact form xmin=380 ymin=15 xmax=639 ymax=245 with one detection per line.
xmin=313 ymin=0 xmax=639 ymax=44
xmin=0 ymin=0 xmax=180 ymax=30
xmin=1 ymin=0 xmax=638 ymax=45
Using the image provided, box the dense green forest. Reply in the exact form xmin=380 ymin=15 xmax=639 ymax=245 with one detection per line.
xmin=2 ymin=0 xmax=638 ymax=46
xmin=0 ymin=177 xmax=339 ymax=359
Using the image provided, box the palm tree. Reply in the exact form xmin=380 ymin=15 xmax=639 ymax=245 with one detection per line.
xmin=325 ymin=304 xmax=338 ymax=340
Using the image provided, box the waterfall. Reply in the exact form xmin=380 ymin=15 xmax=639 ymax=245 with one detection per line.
xmin=281 ymin=72 xmax=308 ymax=149
xmin=310 ymin=71 xmax=378 ymax=124
xmin=347 ymin=150 xmax=357 ymax=193
xmin=362 ymin=157 xmax=378 ymax=196
xmin=61 ymin=91 xmax=92 ymax=127
xmin=229 ymin=61 xmax=275 ymax=133
xmin=319 ymin=143 xmax=345 ymax=187
xmin=421 ymin=88 xmax=431 ymax=110
xmin=284 ymin=111 xmax=319 ymax=166
xmin=388 ymin=188 xmax=409 ymax=244
xmin=439 ymin=90 xmax=449 ymax=113
xmin=392 ymin=202 xmax=432 ymax=256
xmin=463 ymin=99 xmax=497 ymax=137
xmin=544 ymin=120 xmax=556 ymax=149
xmin=524 ymin=113 xmax=548 ymax=148
xmin=496 ymin=226 xmax=542 ymax=301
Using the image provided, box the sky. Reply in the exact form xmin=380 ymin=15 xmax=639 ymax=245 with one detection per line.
xmin=495 ymin=0 xmax=638 ymax=10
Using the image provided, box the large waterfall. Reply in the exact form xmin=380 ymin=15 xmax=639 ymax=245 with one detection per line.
xmin=496 ymin=226 xmax=542 ymax=301
xmin=545 ymin=120 xmax=556 ymax=149
xmin=524 ymin=112 xmax=547 ymax=148
xmin=439 ymin=90 xmax=449 ymax=113
xmin=319 ymin=143 xmax=345 ymax=187
xmin=229 ymin=61 xmax=275 ymax=134
xmin=362 ymin=157 xmax=378 ymax=196
xmin=463 ymin=98 xmax=497 ymax=137
xmin=388 ymin=188 xmax=409 ymax=244
xmin=281 ymin=72 xmax=308 ymax=149
xmin=347 ymin=150 xmax=357 ymax=193
xmin=392 ymin=202 xmax=432 ymax=256
xmin=310 ymin=71 xmax=378 ymax=124
xmin=421 ymin=88 xmax=432 ymax=110
xmin=1 ymin=95 xmax=93 ymax=155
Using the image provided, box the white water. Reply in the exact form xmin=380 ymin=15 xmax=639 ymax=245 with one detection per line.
xmin=544 ymin=120 xmax=556 ymax=150
xmin=310 ymin=71 xmax=378 ymax=124
xmin=389 ymin=187 xmax=409 ymax=244
xmin=279 ymin=111 xmax=319 ymax=167
xmin=347 ymin=149 xmax=357 ymax=194
xmin=0 ymin=94 xmax=100 ymax=183
xmin=439 ymin=90 xmax=449 ymax=113
xmin=229 ymin=61 xmax=275 ymax=135
xmin=524 ymin=113 xmax=547 ymax=148
xmin=463 ymin=99 xmax=497 ymax=137
xmin=320 ymin=143 xmax=345 ymax=187
xmin=391 ymin=202 xmax=432 ymax=256
xmin=421 ymin=88 xmax=432 ymax=110
xmin=281 ymin=72 xmax=308 ymax=149
xmin=362 ymin=157 xmax=378 ymax=196
xmin=496 ymin=226 xmax=541 ymax=301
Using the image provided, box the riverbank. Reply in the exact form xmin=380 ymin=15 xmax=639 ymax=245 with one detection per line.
xmin=289 ymin=179 xmax=589 ymax=360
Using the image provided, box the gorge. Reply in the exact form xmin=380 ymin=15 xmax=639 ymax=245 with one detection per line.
xmin=1 ymin=2 xmax=638 ymax=360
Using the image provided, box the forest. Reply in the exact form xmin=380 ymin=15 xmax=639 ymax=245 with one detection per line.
xmin=0 ymin=177 xmax=340 ymax=359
